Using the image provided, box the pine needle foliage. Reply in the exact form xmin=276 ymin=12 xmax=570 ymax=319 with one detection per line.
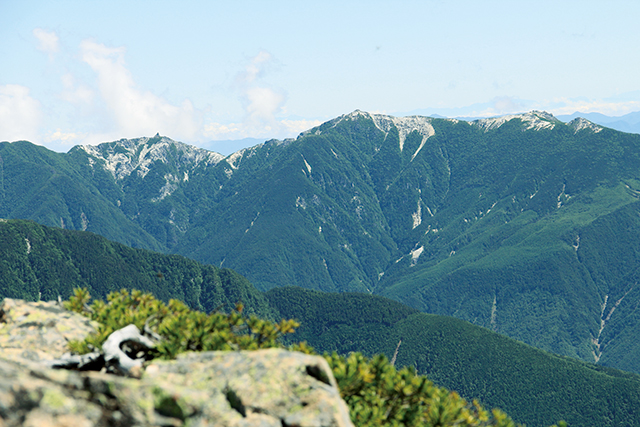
xmin=64 ymin=288 xmax=298 ymax=358
xmin=64 ymin=288 xmax=566 ymax=427
xmin=327 ymin=351 xmax=531 ymax=427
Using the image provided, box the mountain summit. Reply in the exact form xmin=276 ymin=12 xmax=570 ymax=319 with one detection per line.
xmin=471 ymin=110 xmax=561 ymax=132
xmin=78 ymin=135 xmax=224 ymax=182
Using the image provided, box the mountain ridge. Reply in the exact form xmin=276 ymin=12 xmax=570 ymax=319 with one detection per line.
xmin=76 ymin=134 xmax=225 ymax=181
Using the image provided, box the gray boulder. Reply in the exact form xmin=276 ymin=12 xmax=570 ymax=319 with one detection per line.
xmin=0 ymin=298 xmax=99 ymax=364
xmin=0 ymin=298 xmax=354 ymax=427
xmin=145 ymin=349 xmax=353 ymax=427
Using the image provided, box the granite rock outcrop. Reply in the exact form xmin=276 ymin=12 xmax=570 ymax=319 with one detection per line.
xmin=0 ymin=298 xmax=353 ymax=427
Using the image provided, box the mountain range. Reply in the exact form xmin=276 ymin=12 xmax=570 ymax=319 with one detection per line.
xmin=3 ymin=110 xmax=640 ymax=376
xmin=399 ymin=109 xmax=640 ymax=136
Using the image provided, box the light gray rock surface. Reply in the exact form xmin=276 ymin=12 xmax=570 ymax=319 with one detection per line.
xmin=0 ymin=298 xmax=99 ymax=364
xmin=0 ymin=299 xmax=354 ymax=427
xmin=145 ymin=349 xmax=353 ymax=427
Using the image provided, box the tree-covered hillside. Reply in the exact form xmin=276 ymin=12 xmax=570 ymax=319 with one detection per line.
xmin=4 ymin=111 xmax=640 ymax=372
xmin=0 ymin=219 xmax=274 ymax=318
xmin=268 ymin=286 xmax=640 ymax=427
xmin=0 ymin=140 xmax=163 ymax=251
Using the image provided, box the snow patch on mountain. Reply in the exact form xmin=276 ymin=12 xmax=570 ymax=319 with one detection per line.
xmin=80 ymin=136 xmax=224 ymax=181
xmin=473 ymin=111 xmax=559 ymax=132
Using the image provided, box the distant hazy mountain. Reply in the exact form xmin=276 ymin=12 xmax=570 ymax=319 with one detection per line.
xmin=198 ymin=137 xmax=266 ymax=156
xmin=4 ymin=110 xmax=640 ymax=375
xmin=557 ymin=111 xmax=640 ymax=134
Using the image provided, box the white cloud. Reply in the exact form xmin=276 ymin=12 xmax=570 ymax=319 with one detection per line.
xmin=201 ymin=51 xmax=322 ymax=141
xmin=281 ymin=119 xmax=322 ymax=135
xmin=461 ymin=97 xmax=531 ymax=118
xmin=44 ymin=129 xmax=85 ymax=145
xmin=0 ymin=85 xmax=42 ymax=142
xmin=7 ymin=37 xmax=334 ymax=148
xmin=241 ymin=50 xmax=272 ymax=84
xmin=203 ymin=122 xmax=244 ymax=139
xmin=547 ymin=98 xmax=640 ymax=116
xmin=492 ymin=96 xmax=525 ymax=114
xmin=59 ymin=73 xmax=94 ymax=104
xmin=202 ymin=50 xmax=312 ymax=141
xmin=244 ymin=86 xmax=285 ymax=123
xmin=33 ymin=28 xmax=59 ymax=55
xmin=203 ymin=118 xmax=321 ymax=141
xmin=80 ymin=40 xmax=202 ymax=140
xmin=236 ymin=51 xmax=287 ymax=130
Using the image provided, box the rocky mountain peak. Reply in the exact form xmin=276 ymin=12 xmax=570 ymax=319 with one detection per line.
xmin=79 ymin=135 xmax=225 ymax=181
xmin=472 ymin=110 xmax=560 ymax=132
xmin=307 ymin=110 xmax=436 ymax=155
xmin=368 ymin=113 xmax=436 ymax=154
xmin=567 ymin=117 xmax=604 ymax=134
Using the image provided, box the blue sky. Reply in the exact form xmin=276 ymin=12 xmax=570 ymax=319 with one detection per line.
xmin=2 ymin=0 xmax=640 ymax=152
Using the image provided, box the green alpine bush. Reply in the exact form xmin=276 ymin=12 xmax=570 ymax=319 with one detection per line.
xmin=64 ymin=287 xmax=298 ymax=358
xmin=327 ymin=351 xmax=525 ymax=427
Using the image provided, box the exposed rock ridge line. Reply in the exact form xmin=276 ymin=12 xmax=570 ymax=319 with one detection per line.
xmin=225 ymin=144 xmax=261 ymax=170
xmin=568 ymin=117 xmax=604 ymax=134
xmin=80 ymin=135 xmax=225 ymax=181
xmin=325 ymin=110 xmax=437 ymax=155
xmin=472 ymin=110 xmax=559 ymax=132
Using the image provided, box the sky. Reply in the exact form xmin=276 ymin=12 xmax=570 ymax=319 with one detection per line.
xmin=2 ymin=0 xmax=640 ymax=153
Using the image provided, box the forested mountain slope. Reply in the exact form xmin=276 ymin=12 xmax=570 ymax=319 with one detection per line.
xmin=268 ymin=286 xmax=640 ymax=427
xmin=4 ymin=111 xmax=640 ymax=371
xmin=0 ymin=219 xmax=274 ymax=318
xmin=0 ymin=140 xmax=163 ymax=250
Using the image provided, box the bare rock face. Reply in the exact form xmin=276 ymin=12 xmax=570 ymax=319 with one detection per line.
xmin=0 ymin=358 xmax=125 ymax=427
xmin=0 ymin=299 xmax=354 ymax=427
xmin=0 ymin=298 xmax=99 ymax=364
xmin=144 ymin=349 xmax=353 ymax=427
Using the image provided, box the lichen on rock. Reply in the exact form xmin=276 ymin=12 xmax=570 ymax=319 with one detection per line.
xmin=0 ymin=298 xmax=354 ymax=427
xmin=0 ymin=298 xmax=99 ymax=364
